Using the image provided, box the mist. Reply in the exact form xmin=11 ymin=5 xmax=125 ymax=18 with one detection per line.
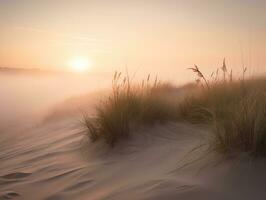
xmin=0 ymin=72 xmax=111 ymax=129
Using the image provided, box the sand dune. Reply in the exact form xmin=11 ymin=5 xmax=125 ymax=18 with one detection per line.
xmin=1 ymin=78 xmax=266 ymax=200
xmin=1 ymin=104 xmax=266 ymax=200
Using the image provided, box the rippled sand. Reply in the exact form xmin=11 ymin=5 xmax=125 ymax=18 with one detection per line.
xmin=1 ymin=82 xmax=266 ymax=199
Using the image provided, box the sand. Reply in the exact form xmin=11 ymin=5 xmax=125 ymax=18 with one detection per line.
xmin=1 ymin=92 xmax=266 ymax=199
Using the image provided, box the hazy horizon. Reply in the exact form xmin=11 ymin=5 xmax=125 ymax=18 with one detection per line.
xmin=1 ymin=0 xmax=266 ymax=81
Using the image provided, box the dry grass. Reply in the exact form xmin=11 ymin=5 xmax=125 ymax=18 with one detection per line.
xmin=84 ymin=59 xmax=266 ymax=156
xmin=84 ymin=72 xmax=179 ymax=146
xmin=180 ymin=60 xmax=266 ymax=156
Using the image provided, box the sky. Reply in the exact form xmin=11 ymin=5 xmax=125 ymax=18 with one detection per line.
xmin=0 ymin=0 xmax=266 ymax=81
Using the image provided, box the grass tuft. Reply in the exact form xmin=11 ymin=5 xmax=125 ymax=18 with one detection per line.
xmin=84 ymin=72 xmax=179 ymax=146
xmin=179 ymin=61 xmax=266 ymax=156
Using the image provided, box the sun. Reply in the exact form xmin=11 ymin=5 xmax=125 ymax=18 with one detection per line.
xmin=69 ymin=57 xmax=91 ymax=72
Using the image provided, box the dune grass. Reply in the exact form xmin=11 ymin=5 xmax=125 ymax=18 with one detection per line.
xmin=179 ymin=62 xmax=266 ymax=156
xmin=84 ymin=72 xmax=179 ymax=146
xmin=84 ymin=60 xmax=266 ymax=156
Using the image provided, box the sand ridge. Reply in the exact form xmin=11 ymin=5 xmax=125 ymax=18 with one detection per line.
xmin=1 ymin=109 xmax=266 ymax=200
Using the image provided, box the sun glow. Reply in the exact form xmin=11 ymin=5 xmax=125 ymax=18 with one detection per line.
xmin=69 ymin=57 xmax=91 ymax=72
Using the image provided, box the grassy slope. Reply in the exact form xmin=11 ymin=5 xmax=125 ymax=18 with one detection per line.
xmin=84 ymin=66 xmax=266 ymax=156
xmin=179 ymin=78 xmax=266 ymax=155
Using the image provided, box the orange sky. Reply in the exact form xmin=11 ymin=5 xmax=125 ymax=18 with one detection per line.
xmin=1 ymin=0 xmax=266 ymax=81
